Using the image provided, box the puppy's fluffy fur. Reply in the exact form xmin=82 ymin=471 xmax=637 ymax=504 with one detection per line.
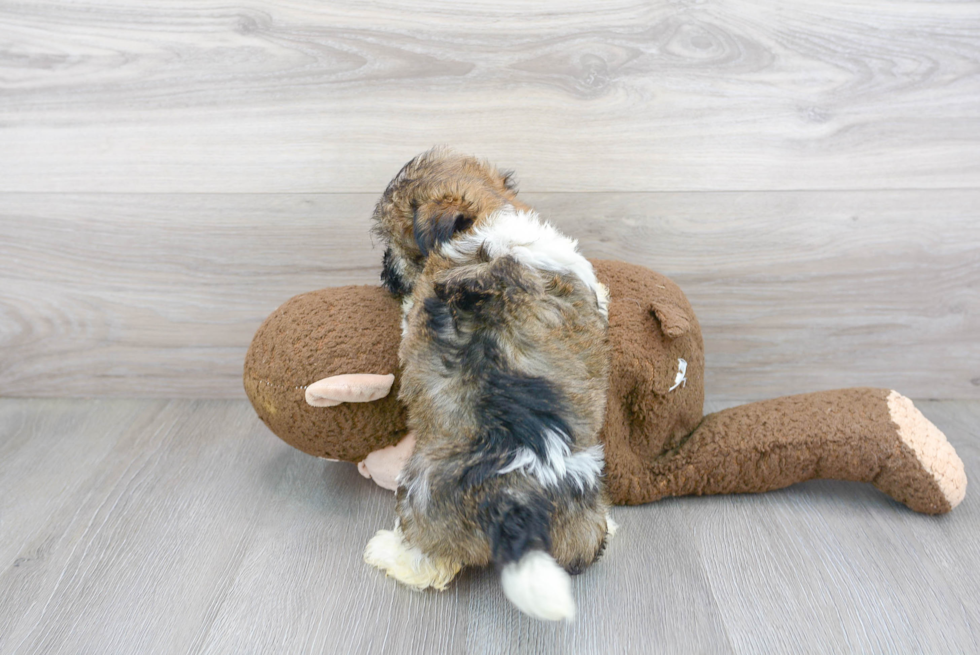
xmin=373 ymin=147 xmax=531 ymax=298
xmin=366 ymin=148 xmax=612 ymax=621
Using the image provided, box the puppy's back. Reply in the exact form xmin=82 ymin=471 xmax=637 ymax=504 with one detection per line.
xmin=396 ymin=209 xmax=612 ymax=620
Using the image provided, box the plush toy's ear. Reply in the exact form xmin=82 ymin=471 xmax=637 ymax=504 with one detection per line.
xmin=305 ymin=373 xmax=395 ymax=407
xmin=649 ymin=297 xmax=693 ymax=339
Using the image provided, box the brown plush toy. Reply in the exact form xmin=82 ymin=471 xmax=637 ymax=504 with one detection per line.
xmin=244 ymin=260 xmax=966 ymax=514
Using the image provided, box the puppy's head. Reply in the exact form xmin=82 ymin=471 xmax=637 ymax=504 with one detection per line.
xmin=372 ymin=147 xmax=527 ymax=296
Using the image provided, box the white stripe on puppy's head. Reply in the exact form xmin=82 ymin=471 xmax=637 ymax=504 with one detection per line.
xmin=439 ymin=206 xmax=608 ymax=319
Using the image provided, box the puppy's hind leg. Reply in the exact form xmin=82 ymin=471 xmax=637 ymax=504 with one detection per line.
xmin=364 ymin=525 xmax=461 ymax=591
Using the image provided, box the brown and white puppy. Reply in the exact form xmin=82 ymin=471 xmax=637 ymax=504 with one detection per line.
xmin=365 ymin=148 xmax=613 ymax=621
xmin=372 ymin=146 xmax=530 ymax=298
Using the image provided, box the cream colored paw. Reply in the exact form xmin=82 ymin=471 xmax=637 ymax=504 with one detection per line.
xmin=364 ymin=527 xmax=460 ymax=591
xmin=888 ymin=391 xmax=967 ymax=510
xmin=605 ymin=512 xmax=619 ymax=539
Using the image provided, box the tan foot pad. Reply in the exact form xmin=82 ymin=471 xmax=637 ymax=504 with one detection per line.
xmin=888 ymin=391 xmax=967 ymax=513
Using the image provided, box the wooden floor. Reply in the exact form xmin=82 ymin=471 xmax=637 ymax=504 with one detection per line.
xmin=1 ymin=398 xmax=977 ymax=655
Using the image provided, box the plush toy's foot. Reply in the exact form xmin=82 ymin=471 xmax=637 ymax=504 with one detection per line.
xmin=878 ymin=391 xmax=967 ymax=514
xmin=357 ymin=432 xmax=416 ymax=492
xmin=364 ymin=525 xmax=461 ymax=591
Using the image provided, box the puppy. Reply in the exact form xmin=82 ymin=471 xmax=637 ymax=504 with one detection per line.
xmin=365 ymin=147 xmax=614 ymax=621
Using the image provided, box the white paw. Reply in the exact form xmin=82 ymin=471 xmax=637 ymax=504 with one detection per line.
xmin=605 ymin=512 xmax=620 ymax=539
xmin=364 ymin=527 xmax=459 ymax=591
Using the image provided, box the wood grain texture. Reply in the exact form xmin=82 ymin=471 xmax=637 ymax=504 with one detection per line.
xmin=2 ymin=191 xmax=977 ymax=400
xmin=0 ymin=193 xmax=381 ymax=397
xmin=0 ymin=398 xmax=977 ymax=654
xmin=1 ymin=1 xmax=978 ymax=193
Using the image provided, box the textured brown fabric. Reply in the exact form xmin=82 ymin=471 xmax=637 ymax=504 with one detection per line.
xmin=593 ymin=260 xmax=706 ymax=505
xmin=244 ymin=261 xmax=960 ymax=513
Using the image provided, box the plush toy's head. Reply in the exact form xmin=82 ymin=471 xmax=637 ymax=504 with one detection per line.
xmin=243 ymin=260 xmax=706 ymax=501
xmin=243 ymin=284 xmax=409 ymax=462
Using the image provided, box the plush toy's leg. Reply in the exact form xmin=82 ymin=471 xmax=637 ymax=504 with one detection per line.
xmin=620 ymin=388 xmax=966 ymax=514
xmin=357 ymin=432 xmax=416 ymax=491
xmin=364 ymin=525 xmax=461 ymax=591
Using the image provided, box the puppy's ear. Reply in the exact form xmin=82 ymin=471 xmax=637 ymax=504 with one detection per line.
xmin=414 ymin=208 xmax=475 ymax=257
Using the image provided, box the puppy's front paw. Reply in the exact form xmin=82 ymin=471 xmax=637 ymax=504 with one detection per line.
xmin=605 ymin=512 xmax=620 ymax=539
xmin=364 ymin=527 xmax=460 ymax=591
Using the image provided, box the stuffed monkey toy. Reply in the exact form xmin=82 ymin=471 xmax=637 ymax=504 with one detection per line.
xmin=244 ymin=260 xmax=965 ymax=514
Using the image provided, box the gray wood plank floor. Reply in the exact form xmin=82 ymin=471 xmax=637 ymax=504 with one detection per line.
xmin=1 ymin=398 xmax=977 ymax=655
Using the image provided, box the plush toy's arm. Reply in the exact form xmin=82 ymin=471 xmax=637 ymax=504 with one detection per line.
xmin=616 ymin=388 xmax=966 ymax=514
xmin=356 ymin=432 xmax=416 ymax=491
xmin=304 ymin=372 xmax=411 ymax=490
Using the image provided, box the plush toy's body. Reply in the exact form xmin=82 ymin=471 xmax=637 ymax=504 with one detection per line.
xmin=244 ymin=260 xmax=966 ymax=514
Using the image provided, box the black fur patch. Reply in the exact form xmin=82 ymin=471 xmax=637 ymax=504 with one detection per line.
xmin=422 ymin=296 xmax=453 ymax=335
xmin=433 ymin=256 xmax=531 ymax=317
xmin=421 ymin=296 xmax=461 ymax=370
xmin=433 ymin=278 xmax=490 ymax=314
xmin=480 ymin=371 xmax=573 ymax=460
xmin=421 ymin=289 xmax=507 ymax=373
xmin=459 ymin=330 xmax=503 ymax=371
xmin=460 ymin=371 xmax=573 ymax=489
xmin=380 ymin=247 xmax=411 ymax=296
xmin=481 ymin=492 xmax=553 ymax=567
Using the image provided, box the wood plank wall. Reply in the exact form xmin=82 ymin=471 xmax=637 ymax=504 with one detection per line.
xmin=1 ymin=1 xmax=978 ymax=400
